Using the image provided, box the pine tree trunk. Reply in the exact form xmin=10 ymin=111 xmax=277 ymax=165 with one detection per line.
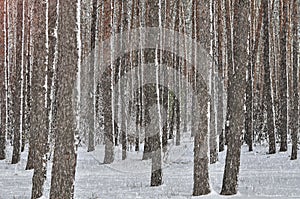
xmin=245 ymin=0 xmax=255 ymax=152
xmin=47 ymin=0 xmax=58 ymax=154
xmin=210 ymin=0 xmax=218 ymax=164
xmin=216 ymin=0 xmax=225 ymax=152
xmin=0 ymin=0 xmax=6 ymax=160
xmin=25 ymin=1 xmax=34 ymax=170
xmin=192 ymin=0 xmax=211 ymax=196
xmin=290 ymin=0 xmax=298 ymax=160
xmin=31 ymin=0 xmax=49 ymax=197
xmin=279 ymin=0 xmax=288 ymax=152
xmin=144 ymin=0 xmax=163 ymax=187
xmin=262 ymin=0 xmax=276 ymax=154
xmin=224 ymin=0 xmax=233 ymax=146
xmin=221 ymin=0 xmax=248 ymax=195
xmin=49 ymin=0 xmax=78 ymax=198
xmin=87 ymin=0 xmax=98 ymax=152
xmin=11 ymin=0 xmax=23 ymax=165
xmin=102 ymin=0 xmax=114 ymax=164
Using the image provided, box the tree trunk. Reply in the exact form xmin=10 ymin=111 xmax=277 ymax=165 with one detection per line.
xmin=210 ymin=0 xmax=218 ymax=164
xmin=0 ymin=0 xmax=6 ymax=160
xmin=224 ymin=0 xmax=233 ymax=146
xmin=217 ymin=0 xmax=225 ymax=152
xmin=87 ymin=0 xmax=98 ymax=152
xmin=192 ymin=0 xmax=211 ymax=196
xmin=278 ymin=0 xmax=288 ymax=152
xmin=11 ymin=0 xmax=23 ymax=165
xmin=31 ymin=0 xmax=49 ymax=198
xmin=144 ymin=0 xmax=163 ymax=187
xmin=102 ymin=0 xmax=114 ymax=164
xmin=221 ymin=0 xmax=248 ymax=195
xmin=25 ymin=1 xmax=34 ymax=170
xmin=262 ymin=0 xmax=276 ymax=154
xmin=49 ymin=0 xmax=78 ymax=198
xmin=291 ymin=0 xmax=298 ymax=160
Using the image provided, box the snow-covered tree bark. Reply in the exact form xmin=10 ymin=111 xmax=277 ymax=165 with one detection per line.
xmin=49 ymin=0 xmax=78 ymax=197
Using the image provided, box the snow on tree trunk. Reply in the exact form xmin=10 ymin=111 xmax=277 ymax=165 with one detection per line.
xmin=49 ymin=0 xmax=78 ymax=198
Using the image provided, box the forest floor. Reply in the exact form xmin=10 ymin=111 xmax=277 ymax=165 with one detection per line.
xmin=1 ymin=132 xmax=300 ymax=198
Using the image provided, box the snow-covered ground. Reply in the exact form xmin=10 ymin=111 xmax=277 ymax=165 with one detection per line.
xmin=1 ymin=134 xmax=300 ymax=199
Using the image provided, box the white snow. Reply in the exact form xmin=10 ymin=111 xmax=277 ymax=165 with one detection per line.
xmin=0 ymin=132 xmax=300 ymax=198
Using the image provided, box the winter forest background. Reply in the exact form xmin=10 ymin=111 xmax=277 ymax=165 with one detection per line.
xmin=0 ymin=0 xmax=300 ymax=198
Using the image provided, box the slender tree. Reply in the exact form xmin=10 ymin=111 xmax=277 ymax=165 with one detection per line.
xmin=49 ymin=0 xmax=78 ymax=197
xmin=0 ymin=0 xmax=6 ymax=160
xmin=262 ymin=0 xmax=276 ymax=154
xmin=87 ymin=0 xmax=98 ymax=152
xmin=291 ymin=0 xmax=298 ymax=160
xmin=278 ymin=0 xmax=288 ymax=152
xmin=144 ymin=0 xmax=163 ymax=187
xmin=25 ymin=1 xmax=35 ymax=170
xmin=102 ymin=0 xmax=114 ymax=164
xmin=209 ymin=0 xmax=218 ymax=164
xmin=11 ymin=0 xmax=23 ymax=164
xmin=217 ymin=0 xmax=225 ymax=152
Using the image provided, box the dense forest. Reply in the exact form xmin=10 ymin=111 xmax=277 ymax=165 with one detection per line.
xmin=0 ymin=0 xmax=299 ymax=198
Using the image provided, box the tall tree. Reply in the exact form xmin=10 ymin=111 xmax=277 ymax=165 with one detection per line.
xmin=0 ymin=0 xmax=6 ymax=160
xmin=47 ymin=0 xmax=58 ymax=150
xmin=144 ymin=0 xmax=163 ymax=187
xmin=102 ymin=0 xmax=114 ymax=164
xmin=193 ymin=0 xmax=211 ymax=196
xmin=217 ymin=0 xmax=225 ymax=152
xmin=278 ymin=0 xmax=288 ymax=152
xmin=262 ymin=0 xmax=276 ymax=154
xmin=290 ymin=0 xmax=298 ymax=160
xmin=221 ymin=0 xmax=248 ymax=195
xmin=87 ymin=0 xmax=98 ymax=152
xmin=245 ymin=0 xmax=254 ymax=152
xmin=25 ymin=0 xmax=35 ymax=170
xmin=49 ymin=0 xmax=78 ymax=197
xmin=30 ymin=0 xmax=49 ymax=198
xmin=11 ymin=0 xmax=24 ymax=164
xmin=209 ymin=0 xmax=218 ymax=164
